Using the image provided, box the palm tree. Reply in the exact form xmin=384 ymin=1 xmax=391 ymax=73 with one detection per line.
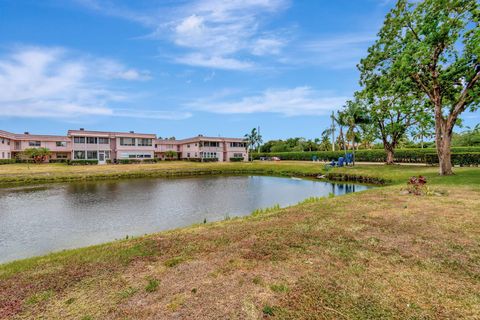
xmin=244 ymin=128 xmax=260 ymax=161
xmin=340 ymin=100 xmax=370 ymax=165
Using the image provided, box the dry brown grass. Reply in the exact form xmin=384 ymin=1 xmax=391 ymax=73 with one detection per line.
xmin=2 ymin=183 xmax=479 ymax=319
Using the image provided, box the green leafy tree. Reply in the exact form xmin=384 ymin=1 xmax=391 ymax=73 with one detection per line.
xmin=452 ymin=123 xmax=480 ymax=146
xmin=356 ymin=76 xmax=428 ymax=164
xmin=21 ymin=147 xmax=51 ymax=164
xmin=164 ymin=150 xmax=178 ymax=160
xmin=360 ymin=0 xmax=480 ymax=174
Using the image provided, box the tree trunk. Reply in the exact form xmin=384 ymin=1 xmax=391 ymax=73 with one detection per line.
xmin=435 ymin=120 xmax=453 ymax=175
xmin=384 ymin=144 xmax=395 ymax=165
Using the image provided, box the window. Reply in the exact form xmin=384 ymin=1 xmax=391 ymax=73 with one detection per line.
xmin=74 ymin=151 xmax=86 ymax=159
xmin=230 ymin=142 xmax=246 ymax=148
xmin=233 ymin=153 xmax=243 ymax=158
xmin=201 ymin=152 xmax=217 ymax=159
xmin=29 ymin=141 xmax=41 ymax=147
xmin=56 ymin=141 xmax=67 ymax=147
xmin=74 ymin=137 xmax=85 ymax=144
xmin=203 ymin=141 xmax=220 ymax=147
xmin=86 ymin=137 xmax=97 ymax=144
xmin=187 ymin=153 xmax=190 ymax=158
xmin=120 ymin=152 xmax=152 ymax=159
xmin=87 ymin=151 xmax=98 ymax=159
xmin=98 ymin=138 xmax=109 ymax=144
xmin=137 ymin=138 xmax=152 ymax=146
xmin=56 ymin=154 xmax=68 ymax=159
xmin=1 ymin=139 xmax=4 ymax=144
xmin=1 ymin=152 xmax=4 ymax=158
xmin=120 ymin=137 xmax=135 ymax=146
xmin=15 ymin=142 xmax=21 ymax=150
xmin=187 ymin=144 xmax=190 ymax=148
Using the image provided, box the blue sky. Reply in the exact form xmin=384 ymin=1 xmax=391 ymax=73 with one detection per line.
xmin=1 ymin=0 xmax=478 ymax=140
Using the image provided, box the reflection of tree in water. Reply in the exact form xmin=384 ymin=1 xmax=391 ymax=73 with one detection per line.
xmin=64 ymin=179 xmax=158 ymax=207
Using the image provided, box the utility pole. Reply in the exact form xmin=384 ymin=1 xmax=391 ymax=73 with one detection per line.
xmin=331 ymin=111 xmax=336 ymax=151
xmin=257 ymin=126 xmax=261 ymax=154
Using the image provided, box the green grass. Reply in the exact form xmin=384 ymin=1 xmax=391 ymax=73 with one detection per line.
xmin=0 ymin=164 xmax=479 ymax=319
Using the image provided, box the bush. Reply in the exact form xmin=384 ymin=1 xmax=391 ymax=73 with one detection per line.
xmin=229 ymin=157 xmax=244 ymax=162
xmin=49 ymin=159 xmax=69 ymax=163
xmin=106 ymin=159 xmax=112 ymax=164
xmin=186 ymin=158 xmax=219 ymax=162
xmin=118 ymin=159 xmax=141 ymax=164
xmin=253 ymin=147 xmax=480 ymax=163
xmin=0 ymin=159 xmax=16 ymax=165
xmin=15 ymin=159 xmax=34 ymax=164
xmin=425 ymin=152 xmax=480 ymax=166
xmin=68 ymin=160 xmax=98 ymax=165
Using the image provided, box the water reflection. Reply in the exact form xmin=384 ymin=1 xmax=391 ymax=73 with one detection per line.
xmin=0 ymin=176 xmax=370 ymax=263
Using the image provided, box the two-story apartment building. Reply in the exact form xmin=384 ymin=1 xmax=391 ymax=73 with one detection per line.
xmin=0 ymin=129 xmax=248 ymax=163
xmin=0 ymin=130 xmax=71 ymax=160
xmin=67 ymin=129 xmax=156 ymax=164
xmin=177 ymin=135 xmax=247 ymax=162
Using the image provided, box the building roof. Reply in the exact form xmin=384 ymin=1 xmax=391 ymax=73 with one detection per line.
xmin=0 ymin=130 xmax=69 ymax=141
xmin=177 ymin=136 xmax=246 ymax=143
xmin=67 ymin=130 xmax=156 ymax=139
xmin=1 ymin=129 xmax=244 ymax=143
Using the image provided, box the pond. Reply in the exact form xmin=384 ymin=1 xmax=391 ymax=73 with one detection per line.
xmin=0 ymin=175 xmax=371 ymax=263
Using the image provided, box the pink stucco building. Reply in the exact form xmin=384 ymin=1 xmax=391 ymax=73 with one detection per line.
xmin=0 ymin=129 xmax=248 ymax=163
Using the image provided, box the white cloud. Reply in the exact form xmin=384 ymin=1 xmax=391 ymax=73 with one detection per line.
xmin=76 ymin=0 xmax=290 ymax=70
xmin=0 ymin=46 xmax=186 ymax=120
xmin=175 ymin=54 xmax=254 ymax=70
xmin=297 ymin=34 xmax=376 ymax=69
xmin=187 ymin=86 xmax=349 ymax=116
xmin=251 ymin=37 xmax=285 ymax=56
xmin=94 ymin=59 xmax=151 ymax=80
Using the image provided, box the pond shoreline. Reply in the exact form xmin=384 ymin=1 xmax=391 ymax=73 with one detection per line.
xmin=0 ymin=162 xmax=389 ymax=188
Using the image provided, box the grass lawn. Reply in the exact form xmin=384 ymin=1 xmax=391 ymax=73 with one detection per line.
xmin=0 ymin=163 xmax=479 ymax=319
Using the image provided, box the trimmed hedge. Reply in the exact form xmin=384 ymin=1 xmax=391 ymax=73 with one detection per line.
xmin=425 ymin=152 xmax=480 ymax=166
xmin=68 ymin=160 xmax=99 ymax=165
xmin=0 ymin=159 xmax=16 ymax=165
xmin=229 ymin=157 xmax=244 ymax=162
xmin=49 ymin=159 xmax=69 ymax=163
xmin=253 ymin=147 xmax=480 ymax=163
xmin=186 ymin=158 xmax=219 ymax=162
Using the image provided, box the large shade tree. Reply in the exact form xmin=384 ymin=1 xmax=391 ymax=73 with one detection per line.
xmin=357 ymin=76 xmax=430 ymax=164
xmin=360 ymin=0 xmax=480 ymax=175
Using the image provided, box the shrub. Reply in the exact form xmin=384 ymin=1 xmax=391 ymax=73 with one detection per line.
xmin=186 ymin=158 xmax=219 ymax=162
xmin=229 ymin=157 xmax=244 ymax=162
xmin=15 ymin=159 xmax=34 ymax=164
xmin=407 ymin=176 xmax=427 ymax=195
xmin=253 ymin=147 xmax=480 ymax=163
xmin=118 ymin=159 xmax=142 ymax=164
xmin=49 ymin=159 xmax=69 ymax=164
xmin=0 ymin=159 xmax=16 ymax=165
xmin=68 ymin=160 xmax=98 ymax=165
xmin=425 ymin=152 xmax=480 ymax=166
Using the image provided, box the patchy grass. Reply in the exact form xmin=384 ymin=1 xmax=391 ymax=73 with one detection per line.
xmin=0 ymin=165 xmax=479 ymax=319
xmin=145 ymin=279 xmax=160 ymax=293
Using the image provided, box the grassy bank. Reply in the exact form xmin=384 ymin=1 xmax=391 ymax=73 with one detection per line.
xmin=0 ymin=161 xmax=479 ymax=187
xmin=0 ymin=161 xmax=328 ymax=187
xmin=1 ymin=164 xmax=480 ymax=319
